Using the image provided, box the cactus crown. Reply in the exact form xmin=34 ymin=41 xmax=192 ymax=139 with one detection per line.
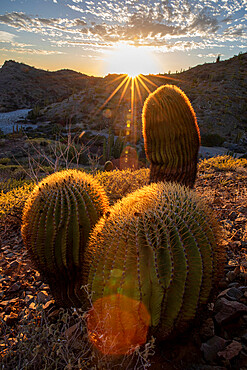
xmin=84 ymin=182 xmax=224 ymax=342
xmin=142 ymin=84 xmax=201 ymax=187
xmin=22 ymin=169 xmax=109 ymax=307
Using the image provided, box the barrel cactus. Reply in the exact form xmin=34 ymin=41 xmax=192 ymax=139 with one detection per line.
xmin=104 ymin=160 xmax=114 ymax=172
xmin=84 ymin=182 xmax=224 ymax=354
xmin=142 ymin=84 xmax=200 ymax=188
xmin=21 ymin=169 xmax=109 ymax=307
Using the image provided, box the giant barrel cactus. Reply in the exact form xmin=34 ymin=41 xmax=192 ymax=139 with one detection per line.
xmin=22 ymin=169 xmax=109 ymax=307
xmin=84 ymin=182 xmax=224 ymax=354
xmin=142 ymin=84 xmax=200 ymax=188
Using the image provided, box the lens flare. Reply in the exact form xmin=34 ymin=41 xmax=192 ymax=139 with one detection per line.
xmin=87 ymin=294 xmax=150 ymax=355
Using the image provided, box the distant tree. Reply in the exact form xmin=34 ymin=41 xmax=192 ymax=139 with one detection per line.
xmin=216 ymin=54 xmax=221 ymax=63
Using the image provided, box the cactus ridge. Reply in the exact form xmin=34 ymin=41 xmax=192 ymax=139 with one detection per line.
xmin=22 ymin=169 xmax=109 ymax=307
xmin=84 ymin=182 xmax=224 ymax=340
xmin=142 ymin=84 xmax=200 ymax=187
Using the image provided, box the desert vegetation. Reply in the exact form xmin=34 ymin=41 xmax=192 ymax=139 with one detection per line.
xmin=1 ymin=78 xmax=247 ymax=369
xmin=0 ymin=155 xmax=247 ymax=369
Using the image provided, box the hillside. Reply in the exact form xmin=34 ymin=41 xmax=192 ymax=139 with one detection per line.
xmin=34 ymin=52 xmax=247 ymax=152
xmin=0 ymin=60 xmax=102 ymax=113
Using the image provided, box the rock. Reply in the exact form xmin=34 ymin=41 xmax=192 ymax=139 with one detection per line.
xmin=236 ymin=349 xmax=247 ymax=368
xmin=217 ymin=287 xmax=243 ymax=301
xmin=36 ymin=291 xmax=50 ymax=304
xmin=201 ymin=336 xmax=228 ymax=362
xmin=217 ymin=340 xmax=242 ymax=361
xmin=200 ymin=318 xmax=215 ymax=340
xmin=226 ymin=266 xmax=241 ymax=282
xmin=214 ymin=298 xmax=247 ymax=325
xmin=9 ymin=261 xmax=19 ymax=269
xmin=43 ymin=300 xmax=55 ymax=310
xmin=7 ymin=282 xmax=21 ymax=293
xmin=242 ymin=332 xmax=247 ymax=344
xmin=64 ymin=322 xmax=80 ymax=340
xmin=228 ymin=282 xmax=240 ymax=288
xmin=4 ymin=312 xmax=19 ymax=326
xmin=228 ymin=211 xmax=238 ymax=220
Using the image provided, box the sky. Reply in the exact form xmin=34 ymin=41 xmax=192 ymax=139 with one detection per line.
xmin=0 ymin=0 xmax=246 ymax=76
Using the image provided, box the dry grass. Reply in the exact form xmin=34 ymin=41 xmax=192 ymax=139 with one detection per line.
xmin=198 ymin=155 xmax=247 ymax=173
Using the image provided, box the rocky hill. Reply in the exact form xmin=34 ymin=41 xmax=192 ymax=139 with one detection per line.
xmin=1 ymin=53 xmax=247 ymax=152
xmin=0 ymin=60 xmax=101 ymax=112
xmin=34 ymin=52 xmax=247 ymax=152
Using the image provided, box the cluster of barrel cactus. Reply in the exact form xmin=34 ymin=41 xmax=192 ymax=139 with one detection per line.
xmin=21 ymin=84 xmax=224 ymax=354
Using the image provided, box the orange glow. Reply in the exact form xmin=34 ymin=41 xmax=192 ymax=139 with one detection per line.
xmin=87 ymin=294 xmax=150 ymax=355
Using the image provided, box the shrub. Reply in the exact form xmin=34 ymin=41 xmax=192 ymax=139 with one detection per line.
xmin=199 ymin=155 xmax=247 ymax=172
xmin=201 ymin=134 xmax=225 ymax=147
xmin=94 ymin=168 xmax=149 ymax=205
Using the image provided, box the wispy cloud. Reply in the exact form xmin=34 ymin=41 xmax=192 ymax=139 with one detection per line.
xmin=0 ymin=30 xmax=16 ymax=42
xmin=0 ymin=47 xmax=64 ymax=55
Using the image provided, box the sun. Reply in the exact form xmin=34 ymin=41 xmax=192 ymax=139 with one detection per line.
xmin=105 ymin=43 xmax=157 ymax=77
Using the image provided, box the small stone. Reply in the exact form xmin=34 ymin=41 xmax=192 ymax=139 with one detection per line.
xmin=29 ymin=302 xmax=37 ymax=310
xmin=226 ymin=270 xmax=237 ymax=282
xmin=6 ymin=253 xmax=14 ymax=258
xmin=201 ymin=336 xmax=228 ymax=362
xmin=228 ymin=211 xmax=238 ymax=220
xmin=5 ymin=312 xmax=19 ymax=326
xmin=9 ymin=261 xmax=19 ymax=269
xmin=214 ymin=298 xmax=247 ymax=325
xmin=36 ymin=291 xmax=49 ymax=304
xmin=218 ymin=287 xmax=244 ymax=301
xmin=25 ymin=295 xmax=35 ymax=305
xmin=43 ymin=300 xmax=55 ymax=310
xmin=218 ymin=340 xmax=242 ymax=361
xmin=235 ymin=216 xmax=246 ymax=223
xmin=219 ymin=280 xmax=228 ymax=289
xmin=7 ymin=282 xmax=21 ymax=293
xmin=242 ymin=332 xmax=247 ymax=344
xmin=228 ymin=282 xmax=240 ymax=288
xmin=237 ymin=349 xmax=247 ymax=368
xmin=0 ymin=298 xmax=18 ymax=306
xmin=200 ymin=318 xmax=215 ymax=340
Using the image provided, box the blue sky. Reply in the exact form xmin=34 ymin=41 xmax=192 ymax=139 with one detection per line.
xmin=0 ymin=0 xmax=246 ymax=76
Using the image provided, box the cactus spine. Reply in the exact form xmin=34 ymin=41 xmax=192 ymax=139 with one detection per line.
xmin=142 ymin=85 xmax=200 ymax=188
xmin=84 ymin=182 xmax=224 ymax=346
xmin=22 ymin=169 xmax=109 ymax=307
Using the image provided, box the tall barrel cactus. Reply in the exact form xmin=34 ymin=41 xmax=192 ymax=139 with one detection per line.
xmin=142 ymin=84 xmax=200 ymax=188
xmin=84 ymin=182 xmax=224 ymax=353
xmin=22 ymin=169 xmax=109 ymax=307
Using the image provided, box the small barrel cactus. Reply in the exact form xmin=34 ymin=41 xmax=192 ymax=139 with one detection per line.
xmin=104 ymin=160 xmax=114 ymax=172
xmin=142 ymin=84 xmax=200 ymax=188
xmin=84 ymin=182 xmax=224 ymax=353
xmin=21 ymin=169 xmax=109 ymax=307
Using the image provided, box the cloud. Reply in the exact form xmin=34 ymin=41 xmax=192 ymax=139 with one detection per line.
xmin=0 ymin=12 xmax=87 ymax=33
xmin=0 ymin=47 xmax=64 ymax=55
xmin=197 ymin=53 xmax=224 ymax=58
xmin=0 ymin=0 xmax=246 ymax=54
xmin=0 ymin=30 xmax=16 ymax=42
